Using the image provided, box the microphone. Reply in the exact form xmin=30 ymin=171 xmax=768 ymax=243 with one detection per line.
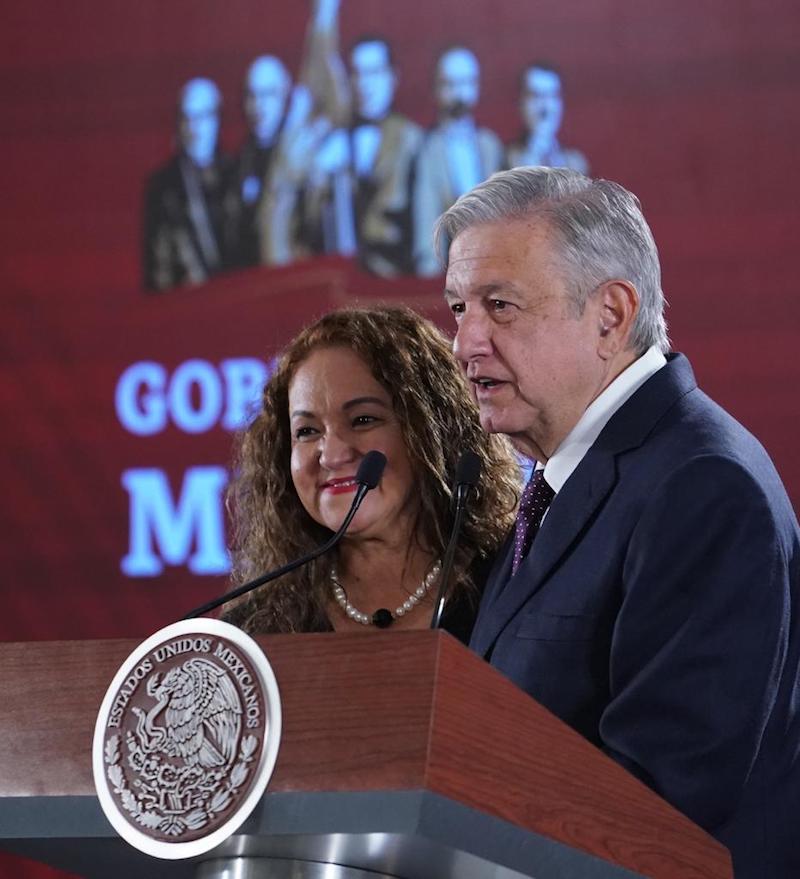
xmin=183 ymin=450 xmax=387 ymax=619
xmin=430 ymin=451 xmax=481 ymax=630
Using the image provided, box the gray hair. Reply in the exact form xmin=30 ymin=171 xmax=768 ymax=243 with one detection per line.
xmin=434 ymin=166 xmax=669 ymax=354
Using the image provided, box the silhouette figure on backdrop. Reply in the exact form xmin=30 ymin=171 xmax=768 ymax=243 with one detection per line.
xmin=412 ymin=46 xmax=504 ymax=276
xmin=302 ymin=33 xmax=423 ymax=276
xmin=230 ymin=0 xmax=350 ymax=269
xmin=507 ymin=62 xmax=588 ymax=173
xmin=228 ymin=55 xmax=293 ymax=268
xmin=143 ymin=78 xmax=232 ymax=291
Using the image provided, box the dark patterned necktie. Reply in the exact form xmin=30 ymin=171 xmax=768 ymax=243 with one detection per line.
xmin=511 ymin=469 xmax=555 ymax=574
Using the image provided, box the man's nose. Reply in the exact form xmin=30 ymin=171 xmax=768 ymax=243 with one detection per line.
xmin=453 ymin=309 xmax=492 ymax=364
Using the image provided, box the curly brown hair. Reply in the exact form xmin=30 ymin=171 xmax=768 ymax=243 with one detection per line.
xmin=223 ymin=305 xmax=520 ymax=633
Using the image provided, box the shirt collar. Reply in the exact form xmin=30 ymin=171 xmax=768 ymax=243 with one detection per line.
xmin=543 ymin=346 xmax=667 ymax=493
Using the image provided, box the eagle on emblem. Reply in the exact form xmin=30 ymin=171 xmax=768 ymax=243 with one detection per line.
xmin=132 ymin=658 xmax=242 ymax=770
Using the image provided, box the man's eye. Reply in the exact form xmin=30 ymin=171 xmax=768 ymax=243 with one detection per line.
xmin=449 ymin=301 xmax=465 ymax=316
xmin=490 ymin=299 xmax=508 ymax=311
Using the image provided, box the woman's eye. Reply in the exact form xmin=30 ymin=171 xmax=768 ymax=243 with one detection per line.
xmin=294 ymin=425 xmax=317 ymax=440
xmin=353 ymin=414 xmax=379 ymax=427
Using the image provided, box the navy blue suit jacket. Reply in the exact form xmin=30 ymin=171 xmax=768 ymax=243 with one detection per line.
xmin=470 ymin=354 xmax=800 ymax=878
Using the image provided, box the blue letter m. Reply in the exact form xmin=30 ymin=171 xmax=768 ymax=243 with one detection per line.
xmin=121 ymin=467 xmax=229 ymax=576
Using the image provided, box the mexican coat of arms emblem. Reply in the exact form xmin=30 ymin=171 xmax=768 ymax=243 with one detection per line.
xmin=93 ymin=619 xmax=281 ymax=859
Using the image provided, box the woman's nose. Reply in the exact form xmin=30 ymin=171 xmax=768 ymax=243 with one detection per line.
xmin=318 ymin=429 xmax=358 ymax=470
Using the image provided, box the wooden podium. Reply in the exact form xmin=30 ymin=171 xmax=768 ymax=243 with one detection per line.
xmin=0 ymin=631 xmax=731 ymax=878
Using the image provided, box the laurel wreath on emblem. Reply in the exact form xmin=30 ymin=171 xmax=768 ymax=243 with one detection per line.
xmin=104 ymin=657 xmax=261 ymax=837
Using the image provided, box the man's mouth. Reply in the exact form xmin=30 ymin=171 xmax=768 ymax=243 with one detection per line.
xmin=471 ymin=376 xmax=506 ymax=393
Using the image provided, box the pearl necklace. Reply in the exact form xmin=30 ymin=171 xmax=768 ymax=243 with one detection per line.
xmin=330 ymin=561 xmax=441 ymax=628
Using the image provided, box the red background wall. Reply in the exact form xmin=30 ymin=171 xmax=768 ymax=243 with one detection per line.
xmin=1 ymin=1 xmax=798 ymax=875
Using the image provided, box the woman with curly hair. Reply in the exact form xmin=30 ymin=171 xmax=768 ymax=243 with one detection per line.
xmin=223 ymin=305 xmax=520 ymax=639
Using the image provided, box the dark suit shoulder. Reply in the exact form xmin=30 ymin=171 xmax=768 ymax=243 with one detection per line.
xmin=598 ymin=354 xmax=795 ymax=524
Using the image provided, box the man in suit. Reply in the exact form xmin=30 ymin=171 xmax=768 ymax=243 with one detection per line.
xmin=304 ymin=34 xmax=423 ymax=276
xmin=227 ymin=0 xmax=350 ymax=269
xmin=143 ymin=78 xmax=232 ymax=292
xmin=412 ymin=46 xmax=504 ymax=276
xmin=435 ymin=166 xmax=799 ymax=878
xmin=228 ymin=55 xmax=293 ymax=268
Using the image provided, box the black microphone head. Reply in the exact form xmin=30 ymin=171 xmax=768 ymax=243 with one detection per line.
xmin=356 ymin=450 xmax=387 ymax=489
xmin=455 ymin=450 xmax=481 ymax=488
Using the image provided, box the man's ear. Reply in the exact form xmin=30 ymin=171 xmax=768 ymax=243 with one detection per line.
xmin=595 ymin=280 xmax=639 ymax=359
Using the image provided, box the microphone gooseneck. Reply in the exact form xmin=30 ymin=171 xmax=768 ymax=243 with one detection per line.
xmin=183 ymin=450 xmax=387 ymax=620
xmin=430 ymin=451 xmax=482 ymax=630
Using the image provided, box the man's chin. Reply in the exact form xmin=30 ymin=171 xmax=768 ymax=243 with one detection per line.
xmin=479 ymin=411 xmax=533 ymax=445
xmin=480 ymin=411 xmax=511 ymax=435
xmin=479 ymin=412 xmax=497 ymax=433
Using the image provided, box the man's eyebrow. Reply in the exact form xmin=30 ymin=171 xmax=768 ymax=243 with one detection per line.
xmin=444 ymin=282 xmax=521 ymax=300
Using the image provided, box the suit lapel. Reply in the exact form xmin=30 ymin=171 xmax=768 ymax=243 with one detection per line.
xmin=476 ymin=530 xmax=515 ymax=613
xmin=471 ymin=450 xmax=617 ymax=656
